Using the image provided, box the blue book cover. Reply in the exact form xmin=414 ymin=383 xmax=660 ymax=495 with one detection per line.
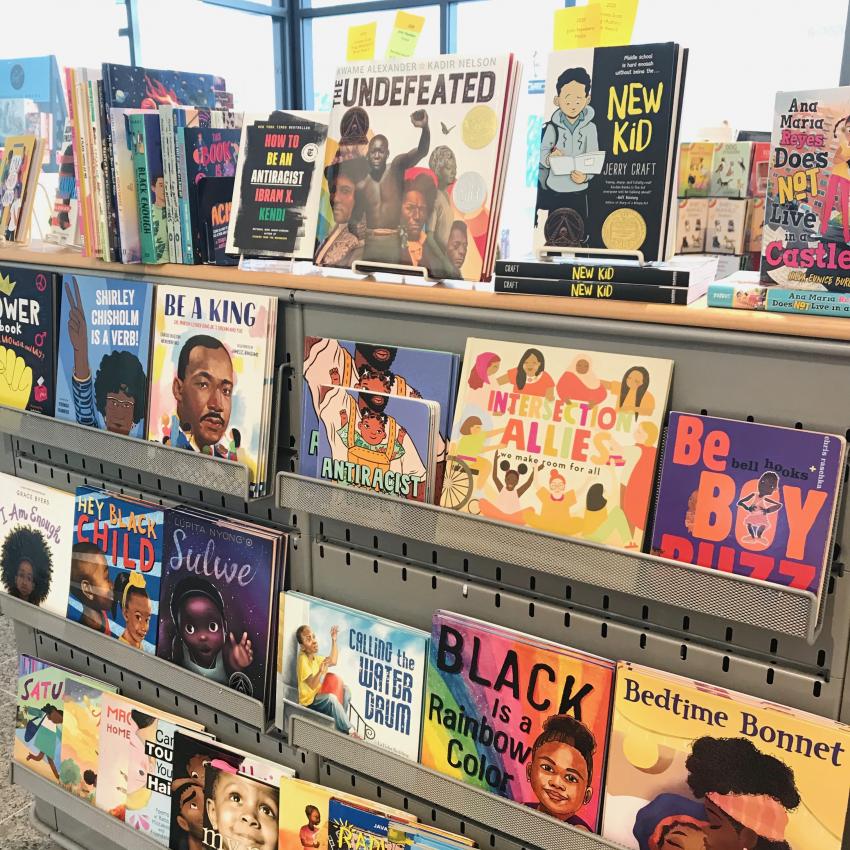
xmin=101 ymin=64 xmax=219 ymax=110
xmin=130 ymin=113 xmax=167 ymax=264
xmin=328 ymin=799 xmax=389 ymax=850
xmin=55 ymin=274 xmax=153 ymax=437
xmin=68 ymin=487 xmax=163 ymax=653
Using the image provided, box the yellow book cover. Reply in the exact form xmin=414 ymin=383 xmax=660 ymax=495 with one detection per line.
xmin=602 ymin=661 xmax=850 ymax=850
xmin=677 ymin=142 xmax=715 ymax=198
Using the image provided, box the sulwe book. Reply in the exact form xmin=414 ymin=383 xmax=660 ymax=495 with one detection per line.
xmin=421 ymin=612 xmax=615 ymax=832
xmin=441 ymin=337 xmax=673 ymax=551
xmin=602 ymin=661 xmax=850 ymax=850
xmin=650 ymin=412 xmax=845 ymax=605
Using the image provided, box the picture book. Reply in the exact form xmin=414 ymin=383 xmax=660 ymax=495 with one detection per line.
xmin=328 ymin=799 xmax=388 ymax=850
xmin=441 ymin=337 xmax=674 ymax=551
xmin=676 ymin=142 xmax=714 ymax=198
xmin=650 ymin=412 xmax=846 ymax=598
xmin=14 ymin=655 xmax=117 ymax=786
xmin=101 ymin=64 xmax=220 ymax=112
xmin=45 ymin=121 xmax=80 ymax=247
xmin=705 ymin=197 xmax=749 ymax=255
xmin=68 ymin=486 xmax=164 ymax=651
xmin=749 ymin=140 xmax=771 ymax=198
xmin=128 ymin=112 xmax=168 ymax=264
xmin=317 ymin=54 xmax=520 ymax=281
xmin=747 ymin=196 xmax=766 ymax=253
xmin=709 ymin=142 xmax=752 ymax=198
xmin=55 ymin=273 xmax=154 ymax=437
xmin=0 ymin=474 xmax=74 ymax=617
xmin=602 ymin=661 xmax=850 ymax=850
xmin=197 ymin=175 xmax=237 ymax=265
xmin=421 ymin=611 xmax=615 ymax=832
xmin=277 ymin=592 xmax=429 ymax=760
xmin=535 ymin=43 xmax=687 ymax=262
xmin=675 ymin=198 xmax=708 ymax=253
xmin=0 ymin=134 xmax=38 ymax=240
xmin=95 ymin=692 xmax=134 ymax=817
xmin=0 ymin=264 xmax=56 ymax=415
xmin=60 ymin=676 xmax=108 ymax=801
xmin=761 ymin=86 xmax=850 ymax=288
xmin=147 ymin=284 xmax=278 ymax=497
xmin=227 ymin=110 xmax=328 ymax=260
xmin=109 ymin=107 xmax=150 ymax=263
xmin=157 ymin=507 xmax=280 ymax=703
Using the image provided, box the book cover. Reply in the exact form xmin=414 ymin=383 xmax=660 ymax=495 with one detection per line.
xmin=68 ymin=487 xmax=163 ymax=651
xmin=421 ymin=612 xmax=615 ymax=832
xmin=129 ymin=112 xmax=168 ymax=264
xmin=746 ymin=195 xmax=766 ymax=253
xmin=110 ymin=107 xmax=150 ymax=263
xmin=675 ymin=198 xmax=708 ymax=253
xmin=535 ymin=44 xmax=685 ymax=262
xmin=45 ymin=121 xmax=80 ymax=247
xmin=197 ymin=175 xmax=237 ymax=265
xmin=705 ymin=197 xmax=749 ymax=255
xmin=101 ymin=64 xmax=219 ymax=111
xmin=157 ymin=508 xmax=279 ymax=702
xmin=761 ymin=87 xmax=850 ymax=288
xmin=60 ymin=677 xmax=107 ymax=801
xmin=300 ymin=384 xmax=435 ymax=503
xmin=749 ymin=140 xmax=771 ymax=198
xmin=328 ymin=799 xmax=387 ymax=850
xmin=650 ymin=412 xmax=845 ymax=595
xmin=602 ymin=661 xmax=850 ymax=850
xmin=708 ymin=141 xmax=752 ymax=198
xmin=278 ymin=592 xmax=428 ymax=759
xmin=441 ymin=337 xmax=674 ymax=551
xmin=228 ymin=111 xmax=328 ymax=260
xmin=317 ymin=55 xmax=516 ymax=281
xmin=0 ymin=265 xmax=56 ymax=415
xmin=95 ymin=692 xmax=134 ymax=818
xmin=55 ymin=273 xmax=154 ymax=437
xmin=302 ymin=338 xmax=457 ymax=502
xmin=0 ymin=135 xmax=37 ymax=240
xmin=676 ymin=142 xmax=714 ymax=198
xmin=0 ymin=475 xmax=74 ymax=617
xmin=147 ymin=284 xmax=277 ymax=496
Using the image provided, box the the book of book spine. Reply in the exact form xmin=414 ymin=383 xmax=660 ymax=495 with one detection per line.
xmin=496 ymin=259 xmax=689 ymax=285
xmin=94 ymin=79 xmax=120 ymax=263
xmin=71 ymin=71 xmax=93 ymax=256
xmin=85 ymin=75 xmax=108 ymax=261
xmin=63 ymin=69 xmax=85 ymax=250
xmin=175 ymin=125 xmax=195 ymax=264
xmin=495 ymin=276 xmax=689 ymax=304
xmin=708 ymin=282 xmax=850 ymax=316
xmin=158 ymin=107 xmax=178 ymax=263
xmin=129 ymin=114 xmax=156 ymax=264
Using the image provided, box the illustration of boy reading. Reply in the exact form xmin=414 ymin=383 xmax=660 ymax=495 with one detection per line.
xmin=23 ymin=702 xmax=63 ymax=780
xmin=63 ymin=277 xmax=148 ymax=436
xmin=168 ymin=576 xmax=254 ymax=691
xmin=525 ymin=714 xmax=596 ymax=829
xmin=300 ymin=804 xmax=322 ymax=850
xmin=205 ymin=764 xmax=279 ymax=850
xmin=295 ymin=624 xmax=359 ymax=737
xmin=69 ymin=541 xmax=114 ymax=635
xmin=1 ymin=525 xmax=53 ymax=605
xmin=736 ymin=471 xmax=782 ymax=545
xmin=114 ymin=571 xmax=152 ymax=650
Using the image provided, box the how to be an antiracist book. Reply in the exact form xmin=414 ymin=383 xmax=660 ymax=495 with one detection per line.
xmin=651 ymin=412 xmax=846 ymax=605
xmin=535 ymin=43 xmax=687 ymax=262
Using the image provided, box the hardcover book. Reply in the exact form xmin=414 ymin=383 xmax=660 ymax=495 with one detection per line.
xmin=55 ymin=273 xmax=154 ymax=437
xmin=705 ymin=197 xmax=749 ymax=255
xmin=651 ymin=412 xmax=846 ymax=598
xmin=68 ymin=487 xmax=164 ymax=652
xmin=676 ymin=142 xmax=714 ymax=198
xmin=328 ymin=799 xmax=388 ymax=850
xmin=602 ymin=661 xmax=850 ymax=850
xmin=708 ymin=141 xmax=752 ymax=198
xmin=675 ymin=198 xmax=708 ymax=253
xmin=535 ymin=43 xmax=687 ymax=262
xmin=421 ymin=612 xmax=615 ymax=832
xmin=227 ymin=110 xmax=328 ymax=260
xmin=0 ymin=474 xmax=74 ymax=617
xmin=60 ymin=677 xmax=109 ymax=801
xmin=747 ymin=196 xmax=766 ymax=253
xmin=197 ymin=175 xmax=237 ymax=265
xmin=0 ymin=265 xmax=56 ymax=415
xmin=129 ymin=113 xmax=168 ymax=264
xmin=749 ymin=140 xmax=771 ymax=197
xmin=109 ymin=107 xmax=151 ymax=263
xmin=441 ymin=337 xmax=674 ymax=551
xmin=277 ymin=591 xmax=429 ymax=760
xmin=0 ymin=134 xmax=38 ymax=240
xmin=45 ymin=122 xmax=80 ymax=247
xmin=101 ymin=64 xmax=220 ymax=111
xmin=95 ymin=692 xmax=135 ymax=817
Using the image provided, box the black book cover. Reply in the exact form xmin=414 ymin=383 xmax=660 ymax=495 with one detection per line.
xmin=494 ymin=275 xmax=688 ymax=304
xmin=198 ymin=176 xmax=238 ymax=265
xmin=495 ymin=258 xmax=689 ymax=286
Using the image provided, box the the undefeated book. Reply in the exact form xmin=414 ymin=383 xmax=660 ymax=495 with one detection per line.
xmin=55 ymin=274 xmax=154 ymax=437
xmin=421 ymin=612 xmax=615 ymax=832
xmin=535 ymin=43 xmax=687 ymax=262
xmin=227 ymin=110 xmax=328 ymax=260
xmin=440 ymin=337 xmax=673 ymax=551
xmin=0 ymin=265 xmax=56 ymax=415
xmin=651 ymin=412 xmax=845 ymax=601
xmin=602 ymin=661 xmax=850 ymax=850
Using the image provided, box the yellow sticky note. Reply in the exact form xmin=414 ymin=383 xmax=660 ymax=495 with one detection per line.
xmin=553 ymin=4 xmax=602 ymax=51
xmin=387 ymin=10 xmax=426 ymax=59
xmin=593 ymin=0 xmax=638 ymax=46
xmin=347 ymin=22 xmax=377 ymax=62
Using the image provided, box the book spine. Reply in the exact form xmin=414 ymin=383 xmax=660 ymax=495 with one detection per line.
xmin=63 ymin=69 xmax=84 ymax=250
xmin=706 ymin=282 xmax=764 ymax=310
xmin=494 ymin=276 xmax=689 ymax=305
xmin=129 ymin=115 xmax=156 ymax=264
xmin=87 ymin=78 xmax=108 ymax=260
xmin=495 ymin=260 xmax=687 ymax=286
xmin=95 ymin=80 xmax=120 ymax=263
xmin=72 ymin=72 xmax=93 ymax=256
xmin=159 ymin=107 xmax=178 ymax=263
xmin=766 ymin=289 xmax=850 ymax=317
xmin=82 ymin=75 xmax=104 ymax=259
xmin=175 ymin=126 xmax=195 ymax=264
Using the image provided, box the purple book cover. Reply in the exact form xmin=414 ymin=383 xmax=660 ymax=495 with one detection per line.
xmin=650 ymin=412 xmax=845 ymax=593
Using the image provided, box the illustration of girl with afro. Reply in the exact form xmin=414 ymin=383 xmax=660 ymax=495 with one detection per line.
xmin=737 ymin=471 xmax=782 ymax=546
xmin=113 ymin=571 xmax=153 ymax=650
xmin=1 ymin=526 xmax=53 ymax=605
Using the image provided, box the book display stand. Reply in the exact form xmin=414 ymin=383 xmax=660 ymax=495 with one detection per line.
xmin=2 ymin=246 xmax=850 ymax=850
xmin=536 ymin=245 xmax=647 ymax=265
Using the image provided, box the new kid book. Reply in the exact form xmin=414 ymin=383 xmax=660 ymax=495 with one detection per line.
xmin=128 ymin=112 xmax=168 ymax=264
xmin=676 ymin=142 xmax=714 ymax=198
xmin=317 ymin=54 xmax=521 ymax=281
xmin=60 ymin=676 xmax=110 ymax=801
xmin=535 ymin=43 xmax=687 ymax=262
xmin=650 ymin=412 xmax=846 ymax=602
xmin=602 ymin=661 xmax=850 ymax=850
xmin=68 ymin=486 xmax=164 ymax=652
xmin=441 ymin=337 xmax=674 ymax=550
xmin=277 ymin=591 xmax=429 ymax=760
xmin=55 ymin=273 xmax=154 ymax=437
xmin=147 ymin=284 xmax=278 ymax=497
xmin=0 ymin=474 xmax=74 ymax=617
xmin=761 ymin=86 xmax=850 ymax=288
xmin=0 ymin=264 xmax=56 ymax=415
xmin=421 ymin=611 xmax=615 ymax=832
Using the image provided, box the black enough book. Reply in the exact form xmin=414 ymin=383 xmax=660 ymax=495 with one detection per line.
xmin=494 ymin=276 xmax=690 ymax=304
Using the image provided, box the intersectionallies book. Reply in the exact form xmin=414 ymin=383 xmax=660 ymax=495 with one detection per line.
xmin=650 ymin=412 xmax=845 ymax=600
xmin=421 ymin=612 xmax=615 ymax=832
xmin=602 ymin=661 xmax=850 ymax=850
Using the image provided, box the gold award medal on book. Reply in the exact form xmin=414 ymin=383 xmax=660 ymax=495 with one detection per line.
xmin=462 ymin=105 xmax=498 ymax=150
xmin=601 ymin=208 xmax=647 ymax=251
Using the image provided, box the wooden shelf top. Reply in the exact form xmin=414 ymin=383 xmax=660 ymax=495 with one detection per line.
xmin=4 ymin=241 xmax=850 ymax=342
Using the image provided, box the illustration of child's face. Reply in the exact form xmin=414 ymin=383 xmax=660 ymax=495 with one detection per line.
xmin=180 ymin=595 xmax=225 ymax=666
xmin=124 ymin=593 xmax=152 ymax=645
xmin=308 ymin=808 xmax=321 ymax=826
xmin=522 ymin=354 xmax=541 ymax=377
xmin=207 ymin=773 xmax=278 ymax=850
xmin=176 ymin=781 xmax=205 ymax=840
xmin=487 ymin=358 xmax=501 ymax=376
xmin=626 ymin=369 xmax=644 ymax=390
xmin=153 ymin=176 xmax=165 ymax=206
xmin=555 ymin=80 xmax=590 ymax=121
xmin=551 ymin=477 xmax=565 ymax=495
xmin=14 ymin=559 xmax=34 ymax=599
xmin=355 ymin=368 xmax=392 ymax=393
xmin=75 ymin=553 xmax=114 ymax=610
xmin=657 ymin=821 xmax=708 ymax=850
xmin=359 ymin=413 xmax=386 ymax=446
xmin=298 ymin=627 xmax=319 ymax=655
xmin=505 ymin=470 xmax=520 ymax=490
xmin=525 ymin=740 xmax=590 ymax=821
